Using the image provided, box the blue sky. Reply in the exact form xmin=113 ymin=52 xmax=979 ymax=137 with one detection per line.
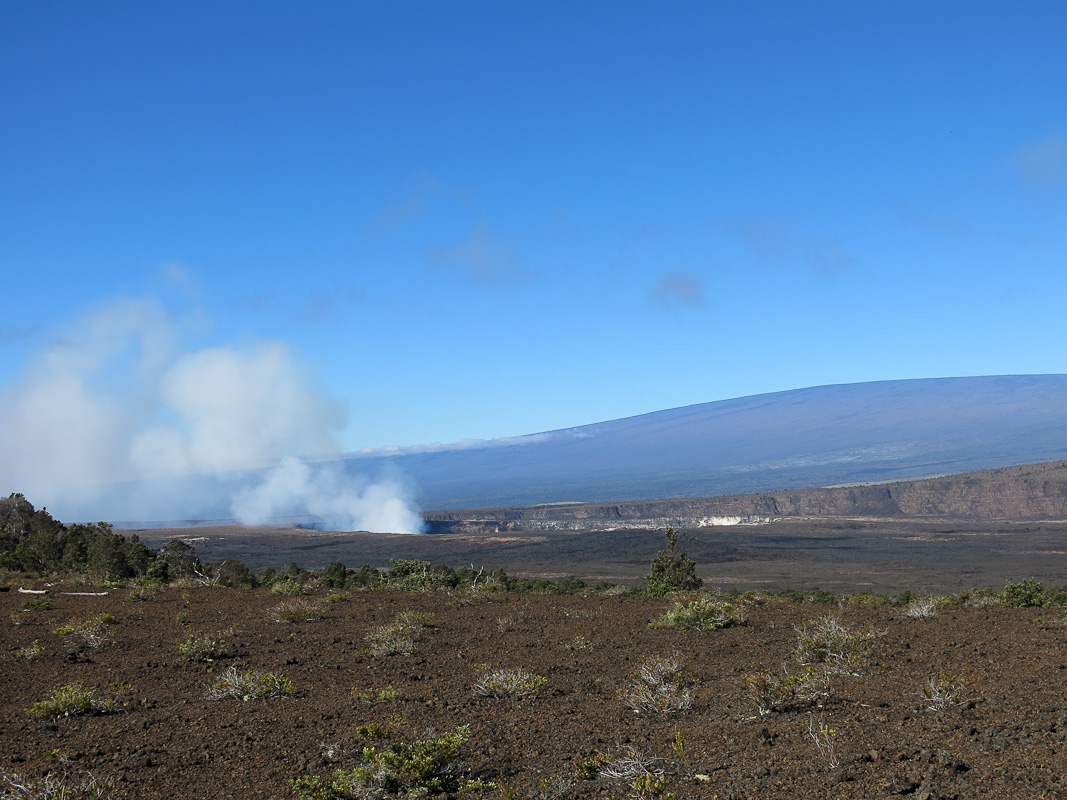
xmin=3 ymin=0 xmax=1066 ymax=458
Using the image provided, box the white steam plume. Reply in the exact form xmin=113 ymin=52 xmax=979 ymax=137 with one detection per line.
xmin=231 ymin=456 xmax=424 ymax=533
xmin=0 ymin=296 xmax=424 ymax=533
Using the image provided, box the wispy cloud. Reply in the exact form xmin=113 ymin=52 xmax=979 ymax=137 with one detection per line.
xmin=365 ymin=173 xmax=475 ymax=238
xmin=351 ymin=429 xmax=588 ymax=458
xmin=897 ymin=204 xmax=970 ymax=237
xmin=722 ymin=216 xmax=859 ymax=278
xmin=647 ymin=271 xmax=705 ymax=311
xmin=431 ymin=221 xmax=529 ymax=284
xmin=1014 ymin=134 xmax=1067 ymax=190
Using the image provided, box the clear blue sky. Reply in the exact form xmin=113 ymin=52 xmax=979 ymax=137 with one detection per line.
xmin=3 ymin=0 xmax=1066 ymax=455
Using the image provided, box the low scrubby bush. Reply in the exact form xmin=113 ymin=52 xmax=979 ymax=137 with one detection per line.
xmin=27 ymin=683 xmax=121 ymax=720
xmin=365 ymin=611 xmax=431 ymax=656
xmin=620 ymin=652 xmax=692 ymax=714
xmin=473 ymin=666 xmax=547 ymax=698
xmin=794 ymin=615 xmax=882 ymax=676
xmin=177 ymin=632 xmax=233 ymax=662
xmin=292 ymin=725 xmax=493 ymax=798
xmin=269 ymin=597 xmax=326 ymax=623
xmin=1 ymin=769 xmax=119 ymax=799
xmin=921 ymin=671 xmax=975 ymax=712
xmin=649 ymin=595 xmax=745 ymax=630
xmin=207 ymin=667 xmax=295 ymax=701
xmin=740 ymin=666 xmax=833 ymax=716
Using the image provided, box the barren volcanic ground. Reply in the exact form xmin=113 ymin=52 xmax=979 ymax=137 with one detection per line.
xmin=5 ymin=586 xmax=1067 ymax=799
xmin=138 ymin=517 xmax=1067 ymax=596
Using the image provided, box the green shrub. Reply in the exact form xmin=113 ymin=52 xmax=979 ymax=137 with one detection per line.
xmin=1001 ymin=577 xmax=1046 ymax=607
xmin=178 ymin=633 xmax=233 ymax=662
xmin=53 ymin=613 xmax=115 ymax=648
xmin=20 ymin=598 xmax=51 ymax=612
xmin=27 ymin=683 xmax=119 ymax=720
xmin=270 ymin=577 xmax=307 ymax=596
xmin=292 ymin=726 xmax=492 ymax=798
xmin=644 ymin=528 xmax=701 ymax=597
xmin=649 ymin=595 xmax=745 ymax=630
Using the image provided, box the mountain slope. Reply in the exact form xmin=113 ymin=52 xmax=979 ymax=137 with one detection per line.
xmin=343 ymin=374 xmax=1067 ymax=509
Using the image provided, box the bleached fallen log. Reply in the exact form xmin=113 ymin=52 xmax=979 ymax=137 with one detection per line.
xmin=61 ymin=591 xmax=109 ymax=596
xmin=17 ymin=588 xmax=48 ymax=594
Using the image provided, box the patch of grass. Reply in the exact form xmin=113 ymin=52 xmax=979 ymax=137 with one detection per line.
xmin=27 ymin=683 xmax=121 ymax=720
xmin=649 ymin=595 xmax=745 ymax=631
xmin=177 ymin=632 xmax=234 ymax=662
xmin=352 ymin=686 xmax=400 ymax=704
xmin=365 ymin=611 xmax=431 ymax=656
xmin=52 ymin=614 xmax=115 ymax=649
xmin=16 ymin=640 xmax=43 ymax=660
xmin=473 ymin=666 xmax=547 ymax=699
xmin=126 ymin=583 xmax=159 ymax=602
xmin=20 ymin=598 xmax=51 ymax=612
xmin=269 ymin=597 xmax=326 ymax=623
xmin=921 ymin=671 xmax=976 ymax=712
xmin=1 ymin=769 xmax=119 ymax=799
xmin=207 ymin=667 xmax=295 ymax=701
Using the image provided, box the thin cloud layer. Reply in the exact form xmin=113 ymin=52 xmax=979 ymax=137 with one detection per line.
xmin=432 ymin=222 xmax=529 ymax=284
xmin=648 ymin=271 xmax=706 ymax=310
xmin=1014 ymin=134 xmax=1067 ymax=190
xmin=723 ymin=216 xmax=859 ymax=278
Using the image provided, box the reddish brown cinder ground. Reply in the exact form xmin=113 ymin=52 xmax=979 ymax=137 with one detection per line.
xmin=3 ymin=587 xmax=1067 ymax=799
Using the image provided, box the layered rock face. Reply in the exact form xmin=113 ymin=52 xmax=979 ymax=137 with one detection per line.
xmin=423 ymin=460 xmax=1067 ymax=532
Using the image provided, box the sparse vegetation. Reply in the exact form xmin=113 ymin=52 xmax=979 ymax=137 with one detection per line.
xmin=904 ymin=596 xmax=938 ymax=619
xmin=352 ymin=686 xmax=400 ymax=704
xmin=806 ymin=716 xmax=840 ymax=769
xmin=291 ymin=725 xmax=490 ymax=798
xmin=365 ymin=611 xmax=430 ymax=656
xmin=740 ymin=665 xmax=833 ymax=716
xmin=649 ymin=594 xmax=745 ymax=630
xmin=53 ymin=613 xmax=116 ymax=649
xmin=27 ymin=683 xmax=121 ymax=720
xmin=269 ymin=597 xmax=326 ymax=623
xmin=177 ymin=632 xmax=233 ymax=662
xmin=793 ymin=614 xmax=882 ymax=676
xmin=921 ymin=672 xmax=975 ymax=712
xmin=619 ymin=652 xmax=692 ymax=714
xmin=472 ymin=666 xmax=547 ymax=698
xmin=207 ymin=667 xmax=295 ymax=701
xmin=0 ymin=769 xmax=119 ymax=799
xmin=15 ymin=640 xmax=42 ymax=660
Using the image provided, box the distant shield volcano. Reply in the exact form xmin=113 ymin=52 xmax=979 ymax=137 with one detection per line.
xmin=78 ymin=374 xmax=1067 ymax=525
xmin=338 ymin=374 xmax=1067 ymax=510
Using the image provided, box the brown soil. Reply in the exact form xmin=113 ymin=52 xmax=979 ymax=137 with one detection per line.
xmin=4 ymin=586 xmax=1067 ymax=799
